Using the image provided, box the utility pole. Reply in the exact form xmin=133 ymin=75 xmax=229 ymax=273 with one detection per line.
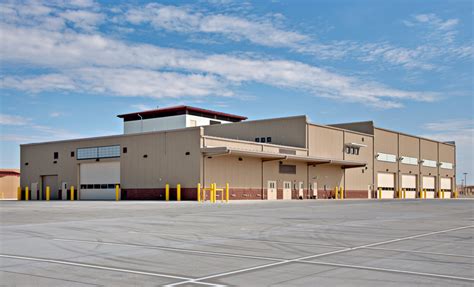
xmin=463 ymin=173 xmax=468 ymax=194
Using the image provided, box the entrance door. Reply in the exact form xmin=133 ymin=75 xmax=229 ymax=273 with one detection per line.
xmin=401 ymin=175 xmax=416 ymax=199
xmin=80 ymin=162 xmax=120 ymax=200
xmin=42 ymin=175 xmax=59 ymax=200
xmin=298 ymin=181 xmax=304 ymax=199
xmin=267 ymin=181 xmax=277 ymax=200
xmin=283 ymin=181 xmax=292 ymax=200
xmin=312 ymin=182 xmax=318 ymax=199
xmin=377 ymin=173 xmax=395 ymax=199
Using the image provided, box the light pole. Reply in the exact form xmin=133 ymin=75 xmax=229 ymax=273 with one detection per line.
xmin=463 ymin=173 xmax=468 ymax=194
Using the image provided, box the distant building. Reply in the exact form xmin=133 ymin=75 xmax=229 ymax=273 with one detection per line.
xmin=20 ymin=105 xmax=456 ymax=201
xmin=0 ymin=169 xmax=20 ymax=199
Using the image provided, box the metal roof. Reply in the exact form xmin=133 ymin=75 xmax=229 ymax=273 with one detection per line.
xmin=117 ymin=105 xmax=247 ymax=122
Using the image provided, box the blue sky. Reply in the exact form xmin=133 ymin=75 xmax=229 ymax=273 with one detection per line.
xmin=1 ymin=0 xmax=473 ymax=184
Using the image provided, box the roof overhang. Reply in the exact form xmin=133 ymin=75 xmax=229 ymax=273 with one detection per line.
xmin=202 ymin=147 xmax=366 ymax=168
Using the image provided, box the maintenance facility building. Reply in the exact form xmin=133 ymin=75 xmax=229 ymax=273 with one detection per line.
xmin=20 ymin=105 xmax=456 ymax=201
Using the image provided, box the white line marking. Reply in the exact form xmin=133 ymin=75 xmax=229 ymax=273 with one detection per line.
xmin=167 ymin=225 xmax=473 ymax=286
xmin=298 ymin=260 xmax=474 ymax=282
xmin=362 ymin=246 xmax=474 ymax=259
xmin=0 ymin=254 xmax=219 ymax=286
xmin=52 ymin=238 xmax=283 ymax=262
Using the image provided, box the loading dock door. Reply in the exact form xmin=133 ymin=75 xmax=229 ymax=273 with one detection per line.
xmin=80 ymin=162 xmax=120 ymax=200
xmin=377 ymin=173 xmax=395 ymax=199
xmin=267 ymin=181 xmax=277 ymax=200
xmin=440 ymin=178 xmax=452 ymax=198
xmin=422 ymin=176 xmax=435 ymax=198
xmin=401 ymin=175 xmax=417 ymax=199
xmin=283 ymin=181 xmax=292 ymax=200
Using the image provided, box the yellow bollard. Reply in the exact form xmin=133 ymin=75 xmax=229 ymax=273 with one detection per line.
xmin=177 ymin=184 xmax=181 ymax=201
xmin=213 ymin=183 xmax=217 ymax=203
xmin=403 ymin=189 xmax=406 ymax=199
xmin=197 ymin=183 xmax=201 ymax=202
xmin=165 ymin=184 xmax=169 ymax=201
xmin=335 ymin=186 xmax=339 ymax=200
xmin=423 ymin=189 xmax=426 ymax=199
xmin=115 ymin=185 xmax=120 ymax=201
xmin=378 ymin=187 xmax=382 ymax=199
xmin=25 ymin=186 xmax=29 ymax=201
xmin=46 ymin=186 xmax=50 ymax=201
xmin=210 ymin=184 xmax=213 ymax=203
xmin=17 ymin=186 xmax=21 ymax=200
xmin=226 ymin=183 xmax=229 ymax=203
xmin=70 ymin=186 xmax=74 ymax=201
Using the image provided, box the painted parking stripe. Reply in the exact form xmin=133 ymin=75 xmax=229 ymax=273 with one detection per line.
xmin=166 ymin=225 xmax=473 ymax=286
xmin=52 ymin=238 xmax=284 ymax=262
xmin=362 ymin=246 xmax=474 ymax=258
xmin=297 ymin=260 xmax=474 ymax=282
xmin=0 ymin=254 xmax=220 ymax=286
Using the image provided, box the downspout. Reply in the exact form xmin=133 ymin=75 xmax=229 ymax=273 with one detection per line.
xmin=138 ymin=113 xmax=143 ymax=133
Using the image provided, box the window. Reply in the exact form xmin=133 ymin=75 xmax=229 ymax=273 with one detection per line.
xmin=401 ymin=156 xmax=418 ymax=165
xmin=70 ymin=151 xmax=75 ymax=157
xmin=279 ymin=164 xmax=296 ymax=174
xmin=266 ymin=137 xmax=272 ymax=143
xmin=346 ymin=146 xmax=360 ymax=155
xmin=255 ymin=138 xmax=260 ymax=142
xmin=77 ymin=145 xmax=120 ymax=160
xmin=422 ymin=159 xmax=437 ymax=168
xmin=122 ymin=147 xmax=127 ymax=153
xmin=440 ymin=162 xmax=453 ymax=170
xmin=53 ymin=152 xmax=58 ymax=159
xmin=210 ymin=120 xmax=221 ymax=125
xmin=376 ymin=153 xmax=397 ymax=163
xmin=260 ymin=137 xmax=266 ymax=143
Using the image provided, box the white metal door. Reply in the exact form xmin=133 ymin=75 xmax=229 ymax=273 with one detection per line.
xmin=440 ymin=178 xmax=452 ymax=199
xmin=298 ymin=181 xmax=304 ymax=199
xmin=377 ymin=173 xmax=395 ymax=198
xmin=422 ymin=176 xmax=435 ymax=198
xmin=283 ymin=181 xmax=292 ymax=200
xmin=401 ymin=175 xmax=416 ymax=199
xmin=312 ymin=182 xmax=318 ymax=198
xmin=267 ymin=181 xmax=277 ymax=200
xmin=80 ymin=162 xmax=120 ymax=200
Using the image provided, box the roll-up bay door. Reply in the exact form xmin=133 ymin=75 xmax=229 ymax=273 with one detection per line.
xmin=80 ymin=162 xmax=120 ymax=200
xmin=440 ymin=178 xmax=452 ymax=199
xmin=401 ymin=175 xmax=416 ymax=199
xmin=422 ymin=176 xmax=436 ymax=199
xmin=377 ymin=173 xmax=395 ymax=199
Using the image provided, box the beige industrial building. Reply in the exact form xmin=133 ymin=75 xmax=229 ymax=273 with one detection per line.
xmin=20 ymin=106 xmax=456 ymax=201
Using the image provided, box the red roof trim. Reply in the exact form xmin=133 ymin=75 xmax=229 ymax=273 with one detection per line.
xmin=0 ymin=171 xmax=20 ymax=176
xmin=117 ymin=105 xmax=247 ymax=121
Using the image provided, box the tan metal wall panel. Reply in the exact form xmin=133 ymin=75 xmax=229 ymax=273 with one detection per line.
xmin=438 ymin=143 xmax=455 ymax=177
xmin=344 ymin=132 xmax=373 ymax=190
xmin=204 ymin=155 xmax=262 ymax=188
xmin=308 ymin=164 xmax=343 ymax=191
xmin=308 ymin=125 xmax=344 ymax=159
xmin=420 ymin=139 xmax=438 ymax=176
xmin=204 ymin=116 xmax=307 ymax=148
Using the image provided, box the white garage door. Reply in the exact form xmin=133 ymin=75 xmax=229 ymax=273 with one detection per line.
xmin=401 ymin=175 xmax=417 ymax=199
xmin=440 ymin=178 xmax=452 ymax=190
xmin=80 ymin=162 xmax=120 ymax=200
xmin=377 ymin=173 xmax=394 ymax=199
xmin=422 ymin=176 xmax=436 ymax=199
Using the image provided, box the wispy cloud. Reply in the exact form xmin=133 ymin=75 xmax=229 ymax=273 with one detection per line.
xmin=0 ymin=22 xmax=437 ymax=108
xmin=0 ymin=114 xmax=30 ymax=126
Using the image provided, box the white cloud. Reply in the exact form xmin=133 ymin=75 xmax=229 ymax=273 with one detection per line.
xmin=59 ymin=10 xmax=104 ymax=31
xmin=423 ymin=119 xmax=473 ymax=132
xmin=0 ymin=114 xmax=30 ymax=126
xmin=125 ymin=4 xmax=309 ymax=48
xmin=49 ymin=112 xmax=64 ymax=118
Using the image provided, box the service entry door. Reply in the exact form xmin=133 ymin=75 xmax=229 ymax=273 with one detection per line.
xmin=401 ymin=175 xmax=417 ymax=199
xmin=80 ymin=162 xmax=120 ymax=200
xmin=267 ymin=181 xmax=277 ymax=200
xmin=422 ymin=176 xmax=436 ymax=199
xmin=440 ymin=178 xmax=452 ymax=199
xmin=312 ymin=182 xmax=318 ymax=199
xmin=283 ymin=181 xmax=292 ymax=200
xmin=298 ymin=181 xmax=304 ymax=199
xmin=377 ymin=173 xmax=395 ymax=199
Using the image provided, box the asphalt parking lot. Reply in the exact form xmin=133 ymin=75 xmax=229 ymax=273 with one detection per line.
xmin=0 ymin=199 xmax=473 ymax=286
